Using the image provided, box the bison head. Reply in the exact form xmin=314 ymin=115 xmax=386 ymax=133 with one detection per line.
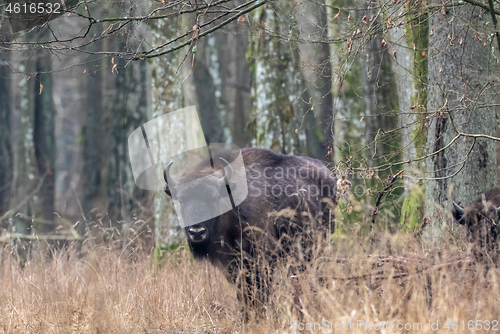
xmin=452 ymin=200 xmax=500 ymax=254
xmin=164 ymin=158 xmax=234 ymax=258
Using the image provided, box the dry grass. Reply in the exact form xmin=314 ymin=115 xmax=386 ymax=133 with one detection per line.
xmin=1 ymin=226 xmax=500 ymax=333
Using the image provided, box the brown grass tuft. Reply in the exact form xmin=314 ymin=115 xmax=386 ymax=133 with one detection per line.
xmin=1 ymin=226 xmax=500 ymax=333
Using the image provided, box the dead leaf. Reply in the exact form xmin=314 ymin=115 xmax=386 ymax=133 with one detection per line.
xmin=360 ymin=116 xmax=364 ymax=122
xmin=347 ymin=13 xmax=351 ymax=22
xmin=111 ymin=57 xmax=118 ymax=74
xmin=393 ymin=49 xmax=397 ymax=59
xmin=366 ymin=53 xmax=369 ymax=62
xmin=381 ymin=39 xmax=387 ymax=48
xmin=439 ymin=65 xmax=443 ymax=72
xmin=333 ymin=11 xmax=340 ymax=19
xmin=429 ymin=28 xmax=434 ymax=36
xmin=237 ymin=16 xmax=245 ymax=23
xmin=39 ymin=83 xmax=43 ymax=94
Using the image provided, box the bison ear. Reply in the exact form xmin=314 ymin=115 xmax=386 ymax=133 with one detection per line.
xmin=452 ymin=202 xmax=465 ymax=223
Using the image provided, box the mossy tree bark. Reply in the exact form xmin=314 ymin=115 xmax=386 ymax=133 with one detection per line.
xmin=150 ymin=11 xmax=190 ymax=257
xmin=424 ymin=2 xmax=497 ymax=242
xmin=391 ymin=1 xmax=428 ymax=232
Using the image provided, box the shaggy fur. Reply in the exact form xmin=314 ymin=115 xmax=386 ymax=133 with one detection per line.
xmin=452 ymin=188 xmax=500 ymax=262
xmin=164 ymin=148 xmax=337 ymax=311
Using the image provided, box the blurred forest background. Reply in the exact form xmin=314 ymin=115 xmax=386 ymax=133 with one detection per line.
xmin=1 ymin=0 xmax=500 ymax=252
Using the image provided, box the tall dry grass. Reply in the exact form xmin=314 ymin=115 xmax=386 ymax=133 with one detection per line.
xmin=1 ymin=223 xmax=500 ymax=333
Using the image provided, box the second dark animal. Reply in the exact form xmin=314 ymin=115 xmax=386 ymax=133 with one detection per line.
xmin=452 ymin=188 xmax=500 ymax=262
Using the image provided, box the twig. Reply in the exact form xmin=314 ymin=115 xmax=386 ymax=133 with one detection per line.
xmin=371 ymin=170 xmax=404 ymax=230
xmin=133 ymin=0 xmax=268 ymax=59
xmin=487 ymin=0 xmax=500 ymax=52
xmin=461 ymin=0 xmax=500 ymax=16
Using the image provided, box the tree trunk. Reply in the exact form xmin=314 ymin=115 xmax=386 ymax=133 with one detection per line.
xmin=82 ymin=34 xmax=103 ymax=224
xmin=391 ymin=2 xmax=428 ymax=232
xmin=192 ymin=36 xmax=225 ymax=143
xmin=297 ymin=0 xmax=333 ymax=160
xmin=33 ymin=27 xmax=56 ymax=233
xmin=424 ymin=2 xmax=497 ymax=242
xmin=12 ymin=54 xmax=36 ymax=235
xmin=0 ymin=17 xmax=13 ymax=218
xmin=247 ymin=1 xmax=310 ymax=155
xmin=214 ymin=16 xmax=252 ymax=148
xmin=105 ymin=7 xmax=151 ymax=224
xmin=357 ymin=1 xmax=401 ymax=174
xmin=150 ymin=13 xmax=189 ymax=257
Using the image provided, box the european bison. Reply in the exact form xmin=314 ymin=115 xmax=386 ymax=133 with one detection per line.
xmin=452 ymin=188 xmax=500 ymax=262
xmin=164 ymin=148 xmax=337 ymax=311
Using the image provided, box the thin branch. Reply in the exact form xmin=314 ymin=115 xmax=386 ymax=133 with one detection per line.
xmin=461 ymin=0 xmax=500 ymax=15
xmin=133 ymin=0 xmax=268 ymax=60
xmin=487 ymin=0 xmax=500 ymax=51
xmin=371 ymin=170 xmax=404 ymax=230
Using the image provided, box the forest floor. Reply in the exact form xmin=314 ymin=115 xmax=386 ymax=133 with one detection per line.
xmin=0 ymin=230 xmax=499 ymax=334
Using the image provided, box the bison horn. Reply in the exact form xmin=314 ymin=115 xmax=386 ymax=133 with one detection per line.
xmin=452 ymin=202 xmax=465 ymax=222
xmin=497 ymin=206 xmax=500 ymax=217
xmin=164 ymin=161 xmax=177 ymax=197
xmin=218 ymin=157 xmax=233 ymax=190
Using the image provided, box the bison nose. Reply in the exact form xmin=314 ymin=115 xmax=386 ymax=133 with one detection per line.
xmin=187 ymin=225 xmax=208 ymax=242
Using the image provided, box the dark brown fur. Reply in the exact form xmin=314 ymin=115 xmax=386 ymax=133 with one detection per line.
xmin=164 ymin=148 xmax=337 ymax=311
xmin=452 ymin=188 xmax=500 ymax=263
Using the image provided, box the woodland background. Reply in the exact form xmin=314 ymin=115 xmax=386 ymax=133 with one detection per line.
xmin=3 ymin=0 xmax=500 ymax=332
xmin=0 ymin=0 xmax=499 ymax=253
